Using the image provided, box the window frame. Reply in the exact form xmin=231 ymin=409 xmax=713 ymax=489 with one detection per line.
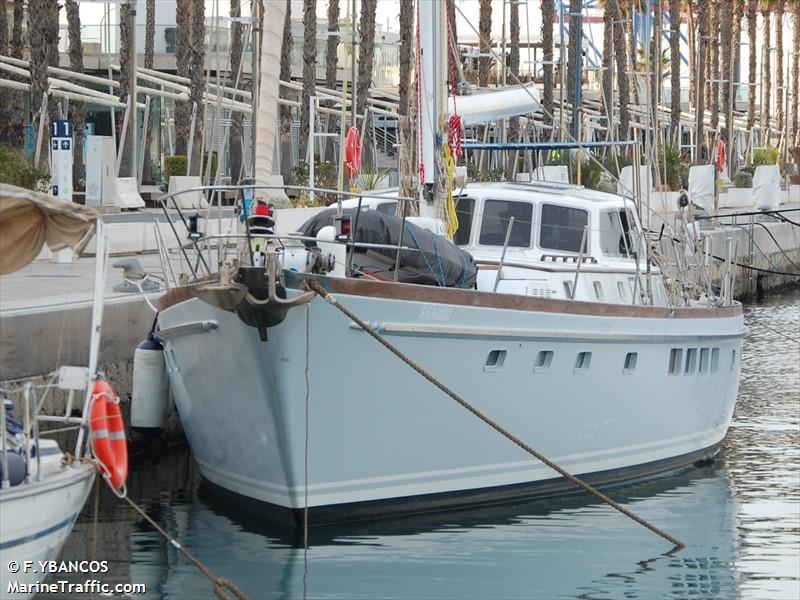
xmin=476 ymin=198 xmax=536 ymax=249
xmin=537 ymin=202 xmax=590 ymax=254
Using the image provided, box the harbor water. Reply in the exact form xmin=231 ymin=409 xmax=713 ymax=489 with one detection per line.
xmin=55 ymin=290 xmax=799 ymax=599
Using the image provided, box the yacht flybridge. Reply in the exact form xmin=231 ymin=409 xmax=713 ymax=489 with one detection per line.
xmin=145 ymin=0 xmax=743 ymax=525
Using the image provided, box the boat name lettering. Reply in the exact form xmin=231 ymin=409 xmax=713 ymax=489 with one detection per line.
xmin=419 ymin=305 xmax=453 ymax=321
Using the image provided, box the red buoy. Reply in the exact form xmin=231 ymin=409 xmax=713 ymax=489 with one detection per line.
xmin=89 ymin=379 xmax=128 ymax=491
xmin=345 ymin=127 xmax=362 ymax=179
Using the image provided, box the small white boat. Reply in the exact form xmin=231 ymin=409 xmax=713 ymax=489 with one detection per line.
xmin=0 ymin=186 xmax=118 ymax=599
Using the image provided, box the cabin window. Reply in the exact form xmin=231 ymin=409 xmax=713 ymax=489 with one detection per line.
xmin=668 ymin=348 xmax=683 ymax=374
xmin=534 ymin=350 xmax=554 ymax=372
xmin=539 ymin=204 xmax=589 ymax=253
xmin=731 ymin=349 xmax=737 ymax=371
xmin=453 ymin=197 xmax=475 ymax=246
xmin=563 ymin=281 xmax=573 ymax=299
xmin=623 ymin=352 xmax=638 ymax=373
xmin=593 ymin=281 xmax=604 ymax=300
xmin=685 ymin=348 xmax=698 ymax=374
xmin=617 ymin=280 xmax=627 ymax=300
xmin=478 ymin=200 xmax=533 ymax=247
xmin=711 ymin=348 xmax=720 ymax=373
xmin=376 ymin=201 xmax=398 ymax=215
xmin=484 ymin=349 xmax=507 ymax=371
xmin=599 ymin=209 xmax=636 ymax=258
xmin=574 ymin=352 xmax=592 ymax=373
xmin=699 ymin=348 xmax=710 ymax=374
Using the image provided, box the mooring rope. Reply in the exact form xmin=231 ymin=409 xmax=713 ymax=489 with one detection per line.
xmin=122 ymin=495 xmax=249 ymax=600
xmin=303 ymin=278 xmax=686 ymax=551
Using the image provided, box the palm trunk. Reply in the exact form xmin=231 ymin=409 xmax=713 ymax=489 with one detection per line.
xmin=278 ymin=0 xmax=293 ymax=179
xmin=542 ymin=0 xmax=555 ymax=131
xmin=117 ymin=3 xmax=133 ymax=175
xmin=398 ymin=0 xmax=413 ymax=116
xmin=761 ymin=9 xmax=772 ymax=143
xmin=775 ymin=3 xmax=785 ymax=142
xmin=188 ymin=1 xmax=205 ymax=176
xmin=651 ymin=2 xmax=662 ymax=141
xmin=1 ymin=1 xmax=9 ymax=147
xmin=299 ymin=0 xmax=316 ymax=162
xmin=4 ymin=0 xmax=24 ymax=149
xmin=747 ymin=0 xmax=757 ymax=131
xmin=141 ymin=0 xmax=155 ymax=183
xmin=65 ymin=0 xmax=86 ymax=187
xmin=229 ymin=0 xmax=244 ymax=185
xmin=695 ymin=2 xmax=708 ymax=162
xmin=567 ymin=0 xmax=582 ymax=137
xmin=720 ymin=0 xmax=733 ymax=139
xmin=28 ymin=0 xmax=60 ymax=168
xmin=708 ymin=0 xmax=719 ymax=133
xmin=602 ymin=2 xmax=614 ymax=134
xmin=175 ymin=0 xmax=193 ymax=156
xmin=323 ymin=0 xmax=340 ymax=162
xmin=669 ymin=0 xmax=681 ymax=141
xmin=623 ymin=1 xmax=640 ymax=106
xmin=792 ymin=1 xmax=800 ymax=147
xmin=478 ymin=0 xmax=492 ymax=87
xmin=506 ymin=0 xmax=520 ymax=177
xmin=613 ymin=0 xmax=630 ymax=141
xmin=447 ymin=0 xmax=459 ymax=93
xmin=356 ymin=0 xmax=377 ymax=169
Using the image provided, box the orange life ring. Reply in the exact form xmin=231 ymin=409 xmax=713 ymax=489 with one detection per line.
xmin=89 ymin=379 xmax=128 ymax=491
xmin=345 ymin=127 xmax=361 ymax=179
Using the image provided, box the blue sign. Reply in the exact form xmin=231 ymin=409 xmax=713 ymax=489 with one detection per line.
xmin=50 ymin=119 xmax=73 ymax=138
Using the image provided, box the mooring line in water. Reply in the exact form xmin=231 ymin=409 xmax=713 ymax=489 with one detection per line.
xmin=304 ymin=279 xmax=686 ymax=551
xmin=122 ymin=495 xmax=250 ymax=600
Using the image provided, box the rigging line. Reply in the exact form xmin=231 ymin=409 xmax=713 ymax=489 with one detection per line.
xmin=751 ymin=221 xmax=800 ymax=271
xmin=122 ymin=494 xmax=249 ymax=600
xmin=452 ymin=3 xmax=640 ymax=201
xmin=707 ymin=253 xmax=800 ymax=277
xmin=304 ymin=278 xmax=685 ymax=552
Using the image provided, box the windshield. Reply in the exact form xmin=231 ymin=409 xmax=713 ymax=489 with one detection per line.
xmin=599 ymin=209 xmax=640 ymax=258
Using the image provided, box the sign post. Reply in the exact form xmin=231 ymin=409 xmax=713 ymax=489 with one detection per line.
xmin=50 ymin=119 xmax=75 ymax=263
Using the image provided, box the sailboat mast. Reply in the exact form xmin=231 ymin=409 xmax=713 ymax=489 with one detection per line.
xmin=418 ymin=0 xmax=446 ymax=216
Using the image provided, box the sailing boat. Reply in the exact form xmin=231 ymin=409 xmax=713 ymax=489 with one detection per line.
xmin=151 ymin=2 xmax=743 ymax=523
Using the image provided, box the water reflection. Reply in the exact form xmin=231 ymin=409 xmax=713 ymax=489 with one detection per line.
xmin=56 ymin=290 xmax=798 ymax=599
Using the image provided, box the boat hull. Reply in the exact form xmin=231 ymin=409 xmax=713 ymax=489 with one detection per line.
xmin=158 ymin=278 xmax=743 ymax=523
xmin=0 ymin=464 xmax=95 ymax=599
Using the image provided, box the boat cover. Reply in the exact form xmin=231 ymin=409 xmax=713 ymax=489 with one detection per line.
xmin=298 ymin=208 xmax=477 ymax=288
xmin=0 ymin=184 xmax=98 ymax=274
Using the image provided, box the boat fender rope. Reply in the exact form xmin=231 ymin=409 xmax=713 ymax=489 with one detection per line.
xmin=303 ymin=278 xmax=686 ymax=552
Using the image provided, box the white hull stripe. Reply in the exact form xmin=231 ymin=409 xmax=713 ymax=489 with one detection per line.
xmin=0 ymin=512 xmax=79 ymax=550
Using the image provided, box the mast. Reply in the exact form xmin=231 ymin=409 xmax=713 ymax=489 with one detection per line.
xmin=418 ymin=0 xmax=446 ymax=217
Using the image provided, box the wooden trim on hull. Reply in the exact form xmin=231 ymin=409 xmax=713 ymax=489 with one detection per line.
xmin=197 ymin=442 xmax=722 ymax=527
xmin=159 ymin=273 xmax=743 ymax=321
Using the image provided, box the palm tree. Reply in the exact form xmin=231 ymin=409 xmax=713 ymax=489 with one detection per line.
xmin=1 ymin=0 xmax=9 ymax=144
xmin=708 ymin=0 xmax=720 ymax=133
xmin=508 ymin=0 xmax=520 ymax=141
xmin=0 ymin=1 xmax=7 ymax=59
xmin=669 ymin=0 xmax=681 ymax=141
xmin=355 ymin=0 xmax=377 ymax=169
xmin=300 ymin=0 xmax=316 ymax=161
xmin=478 ymin=0 xmax=492 ymax=87
xmin=277 ymin=0 xmax=293 ymax=179
xmin=774 ymin=1 xmax=785 ymax=144
xmin=28 ymin=0 xmax=60 ymax=167
xmin=447 ymin=0 xmax=459 ymax=92
xmin=747 ymin=0 xmax=757 ymax=132
xmin=566 ymin=0 xmax=582 ymax=137
xmin=601 ymin=0 xmax=614 ymax=131
xmin=612 ymin=0 xmax=630 ymax=141
xmin=792 ymin=1 xmax=799 ymax=147
xmin=4 ymin=0 xmax=25 ymax=150
xmin=325 ymin=0 xmax=340 ymax=98
xmin=398 ymin=0 xmax=415 ymax=204
xmin=142 ymin=0 xmax=155 ymax=182
xmin=760 ymin=1 xmax=772 ymax=142
xmin=175 ymin=0 xmax=194 ymax=156
xmin=651 ymin=1 xmax=663 ymax=140
xmin=720 ymin=0 xmax=733 ymax=140
xmin=118 ymin=2 xmax=133 ymax=175
xmin=695 ymin=1 xmax=708 ymax=162
xmin=229 ymin=0 xmax=244 ymax=185
xmin=65 ymin=1 xmax=85 ymax=185
xmin=542 ymin=0 xmax=555 ymax=131
xmin=187 ymin=0 xmax=205 ymax=176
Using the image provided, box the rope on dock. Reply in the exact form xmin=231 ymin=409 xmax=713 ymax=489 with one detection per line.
xmin=122 ymin=495 xmax=249 ymax=600
xmin=303 ymin=278 xmax=686 ymax=551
